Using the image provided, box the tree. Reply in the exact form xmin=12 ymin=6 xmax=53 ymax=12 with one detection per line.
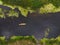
xmin=1 ymin=0 xmax=60 ymax=9
xmin=0 ymin=0 xmax=60 ymax=17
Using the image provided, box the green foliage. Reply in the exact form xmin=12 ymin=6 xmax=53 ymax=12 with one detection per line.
xmin=0 ymin=36 xmax=60 ymax=45
xmin=23 ymin=36 xmax=37 ymax=43
xmin=40 ymin=36 xmax=60 ymax=45
xmin=56 ymin=36 xmax=60 ymax=41
xmin=18 ymin=7 xmax=29 ymax=17
xmin=0 ymin=36 xmax=36 ymax=45
xmin=40 ymin=3 xmax=56 ymax=13
xmin=8 ymin=10 xmax=19 ymax=17
xmin=0 ymin=0 xmax=60 ymax=17
xmin=12 ymin=36 xmax=37 ymax=43
xmin=49 ymin=0 xmax=60 ymax=7
xmin=0 ymin=8 xmax=5 ymax=18
xmin=0 ymin=8 xmax=19 ymax=18
xmin=1 ymin=0 xmax=60 ymax=9
xmin=0 ymin=36 xmax=5 ymax=41
xmin=0 ymin=0 xmax=3 ymax=5
xmin=39 ymin=3 xmax=60 ymax=14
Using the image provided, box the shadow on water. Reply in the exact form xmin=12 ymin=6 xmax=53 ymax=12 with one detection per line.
xmin=0 ymin=5 xmax=60 ymax=40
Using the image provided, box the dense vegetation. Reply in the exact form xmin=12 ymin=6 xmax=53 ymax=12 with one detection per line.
xmin=0 ymin=36 xmax=37 ymax=45
xmin=0 ymin=0 xmax=60 ymax=16
xmin=0 ymin=36 xmax=60 ymax=45
xmin=1 ymin=0 xmax=60 ymax=9
xmin=40 ymin=36 xmax=60 ymax=45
